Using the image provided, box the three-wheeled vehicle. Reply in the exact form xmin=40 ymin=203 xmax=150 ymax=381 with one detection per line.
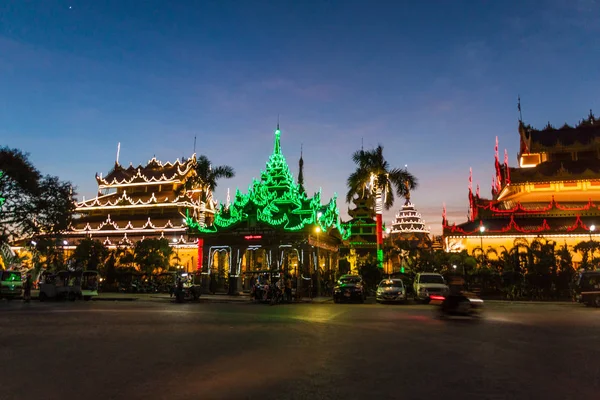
xmin=0 ymin=270 xmax=23 ymax=301
xmin=39 ymin=270 xmax=99 ymax=301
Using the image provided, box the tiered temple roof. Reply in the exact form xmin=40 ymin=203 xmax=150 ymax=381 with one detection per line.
xmin=66 ymin=154 xmax=212 ymax=247
xmin=341 ymin=195 xmax=377 ymax=250
xmin=444 ymin=111 xmax=600 ymax=244
xmin=389 ymin=199 xmax=431 ymax=243
xmin=186 ymin=127 xmax=349 ymax=240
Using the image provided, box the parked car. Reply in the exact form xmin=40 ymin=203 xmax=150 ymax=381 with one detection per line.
xmin=1 ymin=270 xmax=23 ymax=301
xmin=413 ymin=273 xmax=449 ymax=303
xmin=576 ymin=271 xmax=600 ymax=307
xmin=333 ymin=275 xmax=366 ymax=303
xmin=376 ymin=279 xmax=407 ymax=303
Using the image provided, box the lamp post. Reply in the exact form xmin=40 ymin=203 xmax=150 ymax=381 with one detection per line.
xmin=315 ymin=226 xmax=321 ymax=298
xmin=479 ymin=226 xmax=486 ymax=265
xmin=62 ymin=240 xmax=68 ymax=269
xmin=590 ymin=224 xmax=596 ymax=267
xmin=172 ymin=238 xmax=180 ymax=271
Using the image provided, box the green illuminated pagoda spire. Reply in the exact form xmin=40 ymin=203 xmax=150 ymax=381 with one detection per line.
xmin=186 ymin=127 xmax=349 ymax=238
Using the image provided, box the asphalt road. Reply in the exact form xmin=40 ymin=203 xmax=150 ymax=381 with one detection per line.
xmin=1 ymin=299 xmax=599 ymax=400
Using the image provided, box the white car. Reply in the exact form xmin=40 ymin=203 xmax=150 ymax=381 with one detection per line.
xmin=413 ymin=273 xmax=449 ymax=303
xmin=376 ymin=279 xmax=407 ymax=303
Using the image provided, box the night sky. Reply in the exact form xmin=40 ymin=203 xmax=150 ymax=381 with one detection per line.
xmin=1 ymin=0 xmax=598 ymax=233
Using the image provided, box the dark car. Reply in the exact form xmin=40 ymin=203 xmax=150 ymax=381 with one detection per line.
xmin=333 ymin=275 xmax=366 ymax=303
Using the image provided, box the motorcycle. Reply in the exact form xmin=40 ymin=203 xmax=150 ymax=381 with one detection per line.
xmin=430 ymin=292 xmax=484 ymax=319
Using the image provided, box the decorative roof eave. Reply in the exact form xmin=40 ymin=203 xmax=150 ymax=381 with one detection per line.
xmin=69 ymin=215 xmax=188 ymax=232
xmin=443 ymin=215 xmax=593 ymax=236
xmin=76 ymin=202 xmax=210 ymax=212
xmin=473 ymin=197 xmax=598 ymax=215
xmin=97 ymin=156 xmax=196 ymax=187
xmin=77 ymin=190 xmax=209 ymax=209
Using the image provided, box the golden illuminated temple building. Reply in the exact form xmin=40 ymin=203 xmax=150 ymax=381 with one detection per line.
xmin=65 ymin=155 xmax=214 ymax=270
xmin=444 ymin=111 xmax=600 ymax=263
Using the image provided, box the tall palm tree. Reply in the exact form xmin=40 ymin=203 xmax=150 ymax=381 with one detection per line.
xmin=346 ymin=145 xmax=417 ymax=268
xmin=181 ymin=155 xmax=235 ymax=226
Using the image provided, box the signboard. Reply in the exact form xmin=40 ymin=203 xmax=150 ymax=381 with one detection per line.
xmin=308 ymin=236 xmax=339 ymax=252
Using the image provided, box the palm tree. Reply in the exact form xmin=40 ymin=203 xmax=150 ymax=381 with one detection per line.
xmin=346 ymin=145 xmax=417 ymax=268
xmin=180 ymin=155 xmax=235 ymax=227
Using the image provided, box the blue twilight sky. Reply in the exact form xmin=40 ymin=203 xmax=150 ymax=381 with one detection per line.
xmin=1 ymin=0 xmax=599 ymax=233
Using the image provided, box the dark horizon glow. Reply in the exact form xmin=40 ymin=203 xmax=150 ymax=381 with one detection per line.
xmin=1 ymin=0 xmax=598 ymax=233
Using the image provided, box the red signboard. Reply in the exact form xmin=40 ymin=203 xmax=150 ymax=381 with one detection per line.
xmin=244 ymin=235 xmax=262 ymax=240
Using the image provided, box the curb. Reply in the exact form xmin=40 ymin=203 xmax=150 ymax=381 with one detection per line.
xmin=484 ymin=300 xmax=576 ymax=306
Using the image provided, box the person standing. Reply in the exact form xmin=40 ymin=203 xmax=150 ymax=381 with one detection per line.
xmin=285 ymin=275 xmax=292 ymax=302
xmin=23 ymin=273 xmax=32 ymax=303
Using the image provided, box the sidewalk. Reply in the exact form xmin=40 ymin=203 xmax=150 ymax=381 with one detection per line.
xmin=29 ymin=291 xmax=334 ymax=304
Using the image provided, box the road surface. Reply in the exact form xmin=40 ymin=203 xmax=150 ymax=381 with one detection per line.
xmin=1 ymin=300 xmax=598 ymax=400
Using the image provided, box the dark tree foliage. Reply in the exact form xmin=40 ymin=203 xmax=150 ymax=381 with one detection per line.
xmin=133 ymin=238 xmax=173 ymax=274
xmin=35 ymin=176 xmax=77 ymax=236
xmin=0 ymin=147 xmax=76 ymax=243
xmin=71 ymin=238 xmax=109 ymax=270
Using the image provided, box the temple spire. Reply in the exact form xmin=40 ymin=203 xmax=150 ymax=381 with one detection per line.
xmin=274 ymin=125 xmax=281 ymax=154
xmin=298 ymin=143 xmax=305 ymax=193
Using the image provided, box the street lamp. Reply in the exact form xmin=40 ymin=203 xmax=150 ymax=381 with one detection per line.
xmin=315 ymin=226 xmax=321 ymax=297
xmin=590 ymin=225 xmax=596 ymax=266
xmin=479 ymin=225 xmax=485 ymax=264
xmin=172 ymin=238 xmax=180 ymax=269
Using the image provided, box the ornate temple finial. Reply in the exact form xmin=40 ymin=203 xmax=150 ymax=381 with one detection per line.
xmin=193 ymin=135 xmax=197 ymax=155
xmin=404 ymin=179 xmax=411 ymax=205
xmin=274 ymin=125 xmax=281 ymax=154
xmin=518 ymin=95 xmax=522 ymax=122
xmin=468 ymin=167 xmax=473 ymax=193
xmin=504 ymin=149 xmax=509 ymax=166
xmin=226 ymin=188 xmax=231 ymax=209
xmin=277 ymin=114 xmax=280 ymax=130
xmin=495 ymin=136 xmax=499 ymax=159
xmin=298 ymin=143 xmax=305 ymax=193
xmin=116 ymin=142 xmax=121 ymax=165
xmin=476 ymin=184 xmax=480 ymax=198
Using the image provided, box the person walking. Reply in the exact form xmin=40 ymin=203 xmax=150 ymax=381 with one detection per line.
xmin=23 ymin=273 xmax=32 ymax=303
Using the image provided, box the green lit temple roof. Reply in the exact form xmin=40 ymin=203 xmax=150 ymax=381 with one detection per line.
xmin=186 ymin=127 xmax=350 ymax=239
